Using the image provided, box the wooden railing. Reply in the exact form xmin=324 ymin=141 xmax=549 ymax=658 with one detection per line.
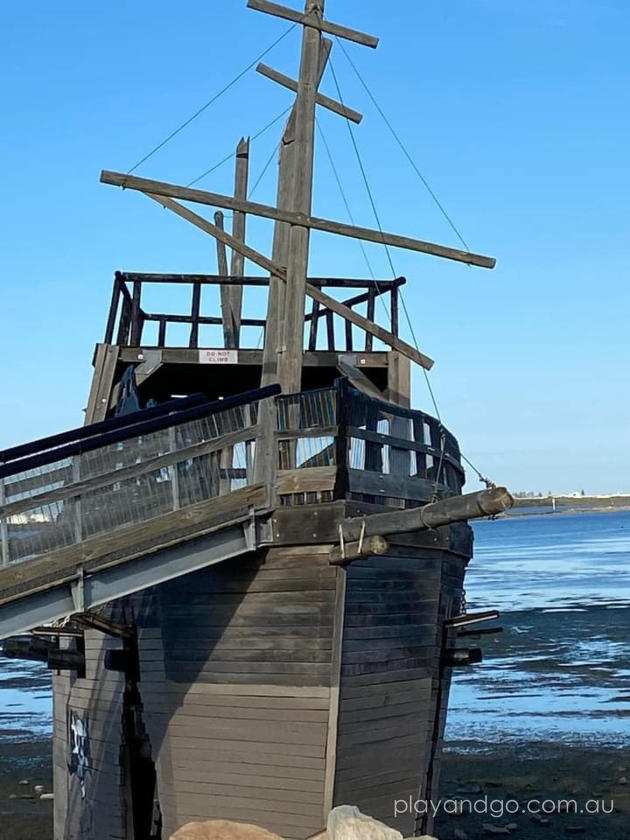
xmin=104 ymin=272 xmax=405 ymax=351
xmin=275 ymin=381 xmax=464 ymax=507
xmin=0 ymin=381 xmax=464 ymax=568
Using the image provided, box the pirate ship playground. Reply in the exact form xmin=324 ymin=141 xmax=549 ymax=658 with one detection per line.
xmin=0 ymin=3 xmax=511 ymax=839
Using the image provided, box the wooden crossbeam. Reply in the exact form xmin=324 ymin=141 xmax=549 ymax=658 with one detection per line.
xmin=119 ymin=273 xmax=405 ymax=289
xmin=142 ymin=191 xmax=434 ymax=369
xmin=256 ymin=63 xmax=362 ymax=123
xmin=101 ymin=171 xmax=496 ymax=269
xmin=247 ymin=0 xmax=379 ymax=49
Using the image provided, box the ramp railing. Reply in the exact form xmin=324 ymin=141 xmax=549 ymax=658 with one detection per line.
xmin=0 ymin=387 xmax=279 ymax=568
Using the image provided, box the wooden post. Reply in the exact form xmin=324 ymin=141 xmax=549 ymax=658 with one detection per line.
xmin=189 ymin=281 xmax=201 ymax=348
xmin=223 ymin=137 xmax=249 ymax=349
xmin=129 ymin=280 xmax=142 ymax=345
xmin=0 ymin=476 xmax=8 ymax=567
xmin=276 ymin=0 xmax=324 ymax=393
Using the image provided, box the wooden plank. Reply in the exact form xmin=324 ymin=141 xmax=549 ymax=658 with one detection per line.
xmin=323 ymin=565 xmax=345 ymax=815
xmin=181 ymin=682 xmax=330 ymax=699
xmin=246 ymin=0 xmax=380 ymax=48
xmin=101 ymin=171 xmax=497 ymax=268
xmin=347 ymin=468 xmax=436 ymax=501
xmin=256 ymin=63 xmax=362 ymax=124
xmin=120 ymin=272 xmax=402 ymax=289
xmin=85 ymin=344 xmax=119 ymax=423
xmin=276 ymin=465 xmax=337 ymax=494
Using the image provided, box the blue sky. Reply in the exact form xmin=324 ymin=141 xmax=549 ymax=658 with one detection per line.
xmin=1 ymin=1 xmax=628 ymax=494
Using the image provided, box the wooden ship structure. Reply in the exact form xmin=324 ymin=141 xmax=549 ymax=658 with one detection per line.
xmin=0 ymin=3 xmax=511 ymax=839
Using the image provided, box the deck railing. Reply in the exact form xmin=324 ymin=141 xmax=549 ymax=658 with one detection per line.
xmin=275 ymin=380 xmax=464 ymax=507
xmin=105 ymin=272 xmax=405 ymax=351
xmin=0 ymin=381 xmax=464 ymax=568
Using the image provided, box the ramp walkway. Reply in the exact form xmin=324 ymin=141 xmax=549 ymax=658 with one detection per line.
xmin=0 ymin=380 xmax=464 ymax=639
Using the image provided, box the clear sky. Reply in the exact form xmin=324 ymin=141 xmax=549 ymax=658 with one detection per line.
xmin=1 ymin=1 xmax=628 ymax=494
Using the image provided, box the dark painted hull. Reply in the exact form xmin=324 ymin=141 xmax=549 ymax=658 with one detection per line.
xmin=52 ymin=522 xmax=471 ymax=840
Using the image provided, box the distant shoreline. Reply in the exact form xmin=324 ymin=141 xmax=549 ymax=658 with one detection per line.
xmin=508 ymin=495 xmax=630 ymax=517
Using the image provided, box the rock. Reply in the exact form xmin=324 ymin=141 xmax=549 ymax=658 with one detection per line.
xmin=40 ymin=793 xmax=54 ymax=801
xmin=8 ymin=795 xmax=16 ymax=800
xmin=505 ymin=824 xmax=519 ymax=832
xmin=482 ymin=825 xmax=510 ymax=836
xmin=618 ymin=766 xmax=627 ymax=772
xmin=169 ymin=821 xmax=284 ymax=840
xmin=33 ymin=785 xmax=45 ymax=794
xmin=530 ymin=815 xmax=549 ymax=826
xmin=17 ymin=780 xmax=29 ymax=786
xmin=328 ymin=806 xmax=404 ymax=840
xmin=618 ymin=777 xmax=628 ymax=785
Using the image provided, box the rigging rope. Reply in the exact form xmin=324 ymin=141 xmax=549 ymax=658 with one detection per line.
xmin=328 ymin=58 xmax=495 ymax=489
xmin=126 ymin=24 xmax=296 ymax=174
xmin=316 ymin=119 xmax=376 ymax=282
xmin=187 ymin=107 xmax=290 ymax=188
xmin=335 ymin=36 xmax=471 ymax=253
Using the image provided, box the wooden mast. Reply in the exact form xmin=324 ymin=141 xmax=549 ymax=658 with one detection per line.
xmin=275 ymin=0 xmax=324 ymax=393
xmin=261 ymin=37 xmax=332 ymax=387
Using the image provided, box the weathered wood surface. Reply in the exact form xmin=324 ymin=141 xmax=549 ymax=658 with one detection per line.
xmin=256 ymin=62 xmax=363 ymax=123
xmin=118 ymin=347 xmax=389 ymax=367
xmin=337 ymin=486 xmax=514 ymax=542
xmin=101 ymin=170 xmax=496 ymax=268
xmin=247 ymin=0 xmax=380 ymax=48
xmin=119 ymin=272 xmax=403 ymax=289
xmin=225 ymin=137 xmax=249 ymax=348
xmin=277 ymin=0 xmax=324 ymax=393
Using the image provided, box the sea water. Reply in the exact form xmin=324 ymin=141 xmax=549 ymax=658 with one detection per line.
xmin=446 ymin=509 xmax=630 ymax=747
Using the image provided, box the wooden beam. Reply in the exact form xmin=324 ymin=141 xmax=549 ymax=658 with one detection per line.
xmin=101 ymin=170 xmax=496 ymax=268
xmin=256 ymin=63 xmax=362 ymax=124
xmin=247 ymin=0 xmax=379 ymax=48
xmin=119 ymin=272 xmax=404 ymax=289
xmin=144 ymin=192 xmax=281 ymax=276
xmin=214 ymin=210 xmax=235 ymax=347
xmin=141 ymin=191 xmax=435 ymax=370
xmin=227 ymin=136 xmax=250 ymax=347
xmin=337 ymin=487 xmax=514 ymax=543
xmin=306 ymin=284 xmax=434 ymax=369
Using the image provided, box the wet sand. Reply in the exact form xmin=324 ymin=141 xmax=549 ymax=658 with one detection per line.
xmin=0 ymin=735 xmax=53 ymax=840
xmin=437 ymin=741 xmax=630 ymax=840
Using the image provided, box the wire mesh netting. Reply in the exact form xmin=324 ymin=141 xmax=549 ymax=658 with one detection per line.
xmin=0 ymin=402 xmax=259 ymax=567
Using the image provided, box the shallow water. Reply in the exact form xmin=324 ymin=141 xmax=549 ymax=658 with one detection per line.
xmin=446 ymin=509 xmax=630 ymax=747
